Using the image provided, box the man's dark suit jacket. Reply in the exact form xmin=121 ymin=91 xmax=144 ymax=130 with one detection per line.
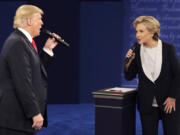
xmin=124 ymin=42 xmax=180 ymax=114
xmin=0 ymin=29 xmax=53 ymax=133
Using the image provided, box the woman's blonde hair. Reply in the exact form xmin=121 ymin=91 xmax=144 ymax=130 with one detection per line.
xmin=13 ymin=5 xmax=43 ymax=28
xmin=133 ymin=16 xmax=160 ymax=41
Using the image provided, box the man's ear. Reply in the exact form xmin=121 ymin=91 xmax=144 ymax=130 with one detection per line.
xmin=26 ymin=18 xmax=32 ymax=26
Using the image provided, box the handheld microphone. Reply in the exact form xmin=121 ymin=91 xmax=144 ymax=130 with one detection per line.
xmin=124 ymin=43 xmax=139 ymax=64
xmin=42 ymin=29 xmax=70 ymax=47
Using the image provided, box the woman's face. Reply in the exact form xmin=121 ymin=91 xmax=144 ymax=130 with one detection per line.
xmin=135 ymin=23 xmax=153 ymax=45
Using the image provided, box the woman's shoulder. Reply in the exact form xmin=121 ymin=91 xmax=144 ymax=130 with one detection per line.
xmin=161 ymin=41 xmax=174 ymax=46
xmin=161 ymin=41 xmax=177 ymax=54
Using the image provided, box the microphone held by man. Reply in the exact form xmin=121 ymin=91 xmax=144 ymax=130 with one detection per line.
xmin=42 ymin=29 xmax=70 ymax=47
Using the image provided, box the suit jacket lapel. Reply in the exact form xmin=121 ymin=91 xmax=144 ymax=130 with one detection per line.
xmin=137 ymin=44 xmax=164 ymax=83
xmin=15 ymin=29 xmax=39 ymax=56
xmin=41 ymin=64 xmax=47 ymax=78
xmin=15 ymin=29 xmax=48 ymax=79
xmin=137 ymin=42 xmax=165 ymax=84
xmin=155 ymin=43 xmax=165 ymax=83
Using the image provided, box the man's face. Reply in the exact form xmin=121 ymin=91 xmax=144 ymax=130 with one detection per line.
xmin=30 ymin=13 xmax=43 ymax=38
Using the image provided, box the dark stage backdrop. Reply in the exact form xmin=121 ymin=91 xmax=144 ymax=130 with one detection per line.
xmin=0 ymin=0 xmax=180 ymax=103
xmin=0 ymin=1 xmax=27 ymax=50
xmin=28 ymin=0 xmax=80 ymax=104
xmin=0 ymin=0 xmax=80 ymax=104
xmin=79 ymin=0 xmax=180 ymax=102
xmin=79 ymin=1 xmax=124 ymax=102
xmin=120 ymin=0 xmax=180 ymax=87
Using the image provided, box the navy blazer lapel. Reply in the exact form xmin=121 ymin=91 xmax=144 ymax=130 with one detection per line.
xmin=136 ymin=45 xmax=145 ymax=75
xmin=137 ymin=44 xmax=164 ymax=83
xmin=155 ymin=43 xmax=166 ymax=83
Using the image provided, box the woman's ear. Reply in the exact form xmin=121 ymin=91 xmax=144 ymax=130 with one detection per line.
xmin=153 ymin=32 xmax=158 ymax=41
xmin=150 ymin=32 xmax=154 ymax=38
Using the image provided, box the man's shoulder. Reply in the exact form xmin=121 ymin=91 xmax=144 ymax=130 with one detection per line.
xmin=8 ymin=29 xmax=30 ymax=44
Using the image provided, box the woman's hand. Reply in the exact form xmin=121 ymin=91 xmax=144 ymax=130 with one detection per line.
xmin=163 ymin=97 xmax=176 ymax=114
xmin=125 ymin=49 xmax=135 ymax=69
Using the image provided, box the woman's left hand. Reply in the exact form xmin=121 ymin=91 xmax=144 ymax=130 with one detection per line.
xmin=163 ymin=97 xmax=176 ymax=114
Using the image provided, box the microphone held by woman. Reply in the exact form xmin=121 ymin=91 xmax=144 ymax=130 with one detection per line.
xmin=124 ymin=43 xmax=139 ymax=64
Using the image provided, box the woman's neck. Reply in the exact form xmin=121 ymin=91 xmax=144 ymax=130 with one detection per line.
xmin=143 ymin=40 xmax=158 ymax=48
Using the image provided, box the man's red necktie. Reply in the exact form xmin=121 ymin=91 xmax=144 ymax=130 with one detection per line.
xmin=32 ymin=40 xmax=38 ymax=54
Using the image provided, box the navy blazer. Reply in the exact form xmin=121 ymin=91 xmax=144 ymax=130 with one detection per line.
xmin=0 ymin=29 xmax=53 ymax=132
xmin=124 ymin=42 xmax=180 ymax=114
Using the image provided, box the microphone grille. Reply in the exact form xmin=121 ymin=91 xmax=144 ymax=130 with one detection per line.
xmin=42 ymin=28 xmax=48 ymax=34
xmin=42 ymin=28 xmax=53 ymax=37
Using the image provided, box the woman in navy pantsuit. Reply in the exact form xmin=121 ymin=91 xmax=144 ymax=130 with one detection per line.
xmin=124 ymin=16 xmax=180 ymax=135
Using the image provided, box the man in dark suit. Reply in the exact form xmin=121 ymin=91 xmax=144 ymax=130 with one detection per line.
xmin=0 ymin=5 xmax=60 ymax=135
